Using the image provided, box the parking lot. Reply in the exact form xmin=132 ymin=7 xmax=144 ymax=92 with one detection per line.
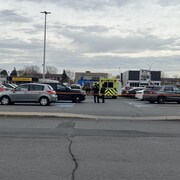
xmin=0 ymin=96 xmax=180 ymax=119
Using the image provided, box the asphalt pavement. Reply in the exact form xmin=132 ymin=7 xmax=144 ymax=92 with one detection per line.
xmin=0 ymin=96 xmax=180 ymax=120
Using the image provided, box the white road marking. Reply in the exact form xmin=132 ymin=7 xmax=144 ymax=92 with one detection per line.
xmin=55 ymin=103 xmax=75 ymax=108
xmin=127 ymin=101 xmax=153 ymax=108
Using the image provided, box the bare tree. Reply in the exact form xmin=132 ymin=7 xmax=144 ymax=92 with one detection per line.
xmin=161 ymin=71 xmax=169 ymax=78
xmin=18 ymin=66 xmax=41 ymax=76
xmin=46 ymin=66 xmax=58 ymax=74
xmin=173 ymin=74 xmax=179 ymax=78
xmin=66 ymin=70 xmax=75 ymax=81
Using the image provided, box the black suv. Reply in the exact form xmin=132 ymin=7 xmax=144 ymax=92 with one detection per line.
xmin=45 ymin=83 xmax=86 ymax=103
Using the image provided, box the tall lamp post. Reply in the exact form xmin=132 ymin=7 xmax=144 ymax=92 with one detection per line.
xmin=147 ymin=63 xmax=154 ymax=85
xmin=147 ymin=63 xmax=153 ymax=71
xmin=41 ymin=11 xmax=51 ymax=80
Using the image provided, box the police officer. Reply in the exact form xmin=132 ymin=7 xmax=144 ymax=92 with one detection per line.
xmin=100 ymin=84 xmax=106 ymax=103
xmin=93 ymin=83 xmax=100 ymax=103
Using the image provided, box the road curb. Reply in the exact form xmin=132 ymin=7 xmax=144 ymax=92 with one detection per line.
xmin=0 ymin=112 xmax=180 ymax=121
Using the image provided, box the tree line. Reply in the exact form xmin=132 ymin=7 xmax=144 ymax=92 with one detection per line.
xmin=0 ymin=66 xmax=75 ymax=83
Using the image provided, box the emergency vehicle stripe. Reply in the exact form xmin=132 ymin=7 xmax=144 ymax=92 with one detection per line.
xmin=105 ymin=89 xmax=117 ymax=96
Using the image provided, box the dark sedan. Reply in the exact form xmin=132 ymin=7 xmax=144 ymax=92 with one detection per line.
xmin=45 ymin=83 xmax=86 ymax=103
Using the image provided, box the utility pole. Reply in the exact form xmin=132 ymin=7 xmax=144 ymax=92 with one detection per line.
xmin=41 ymin=11 xmax=51 ymax=80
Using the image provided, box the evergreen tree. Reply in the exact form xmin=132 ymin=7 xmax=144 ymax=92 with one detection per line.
xmin=0 ymin=69 xmax=8 ymax=77
xmin=10 ymin=67 xmax=18 ymax=77
xmin=61 ymin=69 xmax=69 ymax=83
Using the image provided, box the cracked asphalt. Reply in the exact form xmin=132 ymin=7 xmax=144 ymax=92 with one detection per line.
xmin=1 ymin=96 xmax=180 ymax=179
xmin=67 ymin=137 xmax=78 ymax=180
xmin=1 ymin=117 xmax=180 ymax=180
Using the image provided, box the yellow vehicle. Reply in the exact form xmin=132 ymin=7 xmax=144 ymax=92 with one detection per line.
xmin=99 ymin=78 xmax=121 ymax=98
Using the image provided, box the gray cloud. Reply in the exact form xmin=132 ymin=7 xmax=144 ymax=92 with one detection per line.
xmin=57 ymin=26 xmax=175 ymax=52
xmin=0 ymin=10 xmax=31 ymax=24
xmin=64 ymin=25 xmax=110 ymax=33
xmin=0 ymin=37 xmax=43 ymax=69
xmin=158 ymin=0 xmax=180 ymax=6
xmin=17 ymin=0 xmax=180 ymax=10
xmin=1 ymin=0 xmax=180 ymax=76
xmin=0 ymin=38 xmax=42 ymax=50
xmin=15 ymin=0 xmax=133 ymax=10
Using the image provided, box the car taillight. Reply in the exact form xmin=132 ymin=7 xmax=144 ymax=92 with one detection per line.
xmin=47 ymin=90 xmax=56 ymax=94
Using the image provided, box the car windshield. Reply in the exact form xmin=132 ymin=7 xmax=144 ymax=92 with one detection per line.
xmin=71 ymin=86 xmax=81 ymax=89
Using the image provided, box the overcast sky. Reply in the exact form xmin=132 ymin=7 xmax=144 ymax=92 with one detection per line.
xmin=1 ymin=0 xmax=180 ymax=77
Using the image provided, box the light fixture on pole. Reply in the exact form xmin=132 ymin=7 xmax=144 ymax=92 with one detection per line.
xmin=41 ymin=11 xmax=51 ymax=80
xmin=147 ymin=63 xmax=154 ymax=71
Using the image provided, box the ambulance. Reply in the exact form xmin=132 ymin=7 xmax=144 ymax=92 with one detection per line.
xmin=99 ymin=78 xmax=121 ymax=98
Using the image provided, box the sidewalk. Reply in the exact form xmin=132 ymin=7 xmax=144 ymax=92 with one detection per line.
xmin=0 ymin=111 xmax=180 ymax=121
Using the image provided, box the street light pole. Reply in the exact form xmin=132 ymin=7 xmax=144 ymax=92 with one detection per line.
xmin=41 ymin=11 xmax=51 ymax=80
xmin=147 ymin=63 xmax=154 ymax=85
xmin=147 ymin=63 xmax=153 ymax=71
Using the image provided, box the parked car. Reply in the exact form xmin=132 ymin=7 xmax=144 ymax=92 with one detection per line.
xmin=143 ymin=85 xmax=180 ymax=104
xmin=126 ymin=87 xmax=145 ymax=98
xmin=2 ymin=83 xmax=17 ymax=89
xmin=70 ymin=84 xmax=82 ymax=90
xmin=121 ymin=86 xmax=132 ymax=95
xmin=135 ymin=89 xmax=145 ymax=100
xmin=44 ymin=82 xmax=86 ymax=103
xmin=0 ymin=83 xmax=57 ymax=106
xmin=135 ymin=86 xmax=162 ymax=101
xmin=0 ymin=86 xmax=6 ymax=92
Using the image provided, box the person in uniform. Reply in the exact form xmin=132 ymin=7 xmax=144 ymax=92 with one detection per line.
xmin=100 ymin=84 xmax=106 ymax=103
xmin=92 ymin=83 xmax=100 ymax=103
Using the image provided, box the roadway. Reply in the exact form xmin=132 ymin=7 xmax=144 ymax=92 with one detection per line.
xmin=1 ymin=116 xmax=180 ymax=180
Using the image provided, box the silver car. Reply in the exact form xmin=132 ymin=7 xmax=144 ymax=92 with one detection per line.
xmin=0 ymin=83 xmax=57 ymax=106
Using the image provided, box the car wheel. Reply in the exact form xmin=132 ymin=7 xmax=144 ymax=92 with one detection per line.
xmin=72 ymin=96 xmax=81 ymax=103
xmin=39 ymin=97 xmax=50 ymax=106
xmin=157 ymin=96 xmax=165 ymax=104
xmin=177 ymin=101 xmax=180 ymax=104
xmin=1 ymin=96 xmax=11 ymax=105
xmin=149 ymin=100 xmax=155 ymax=104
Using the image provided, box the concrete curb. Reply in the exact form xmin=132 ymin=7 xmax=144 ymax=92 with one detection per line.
xmin=0 ymin=111 xmax=180 ymax=121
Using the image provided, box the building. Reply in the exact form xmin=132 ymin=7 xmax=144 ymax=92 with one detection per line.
xmin=122 ymin=70 xmax=161 ymax=87
xmin=74 ymin=71 xmax=108 ymax=87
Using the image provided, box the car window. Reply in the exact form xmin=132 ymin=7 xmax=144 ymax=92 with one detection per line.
xmin=30 ymin=84 xmax=44 ymax=91
xmin=17 ymin=84 xmax=29 ymax=91
xmin=48 ymin=85 xmax=54 ymax=90
xmin=164 ymin=86 xmax=174 ymax=92
xmin=174 ymin=88 xmax=180 ymax=91
xmin=71 ymin=85 xmax=81 ymax=89
xmin=57 ymin=84 xmax=67 ymax=90
xmin=153 ymin=86 xmax=162 ymax=91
